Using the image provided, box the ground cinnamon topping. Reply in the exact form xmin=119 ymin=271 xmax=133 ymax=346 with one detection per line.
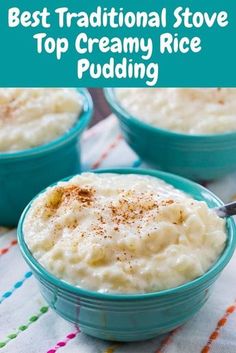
xmin=108 ymin=193 xmax=159 ymax=226
xmin=165 ymin=199 xmax=174 ymax=205
xmin=45 ymin=185 xmax=95 ymax=213
xmin=178 ymin=210 xmax=185 ymax=224
xmin=0 ymin=104 xmax=13 ymax=120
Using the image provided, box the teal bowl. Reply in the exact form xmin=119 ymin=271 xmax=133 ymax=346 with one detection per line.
xmin=0 ymin=89 xmax=93 ymax=227
xmin=17 ymin=168 xmax=236 ymax=342
xmin=104 ymin=88 xmax=236 ymax=181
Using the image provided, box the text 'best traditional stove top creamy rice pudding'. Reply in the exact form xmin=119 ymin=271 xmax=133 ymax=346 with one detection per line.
xmin=116 ymin=88 xmax=236 ymax=134
xmin=24 ymin=173 xmax=226 ymax=294
xmin=0 ymin=88 xmax=83 ymax=152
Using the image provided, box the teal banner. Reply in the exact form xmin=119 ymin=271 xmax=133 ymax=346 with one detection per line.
xmin=0 ymin=0 xmax=235 ymax=87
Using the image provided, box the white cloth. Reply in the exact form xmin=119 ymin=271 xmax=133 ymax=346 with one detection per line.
xmin=0 ymin=115 xmax=236 ymax=353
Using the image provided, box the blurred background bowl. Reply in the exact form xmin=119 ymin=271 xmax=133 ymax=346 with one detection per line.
xmin=0 ymin=88 xmax=93 ymax=226
xmin=104 ymin=88 xmax=236 ymax=182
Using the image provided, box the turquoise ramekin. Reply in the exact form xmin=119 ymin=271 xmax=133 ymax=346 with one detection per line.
xmin=17 ymin=168 xmax=236 ymax=342
xmin=0 ymin=89 xmax=93 ymax=227
xmin=104 ymin=88 xmax=236 ymax=181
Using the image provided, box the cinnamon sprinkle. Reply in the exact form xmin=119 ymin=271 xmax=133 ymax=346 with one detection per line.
xmin=0 ymin=105 xmax=14 ymax=120
xmin=45 ymin=185 xmax=95 ymax=214
xmin=108 ymin=194 xmax=161 ymax=226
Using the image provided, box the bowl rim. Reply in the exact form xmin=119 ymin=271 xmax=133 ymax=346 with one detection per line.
xmin=104 ymin=88 xmax=236 ymax=140
xmin=0 ymin=88 xmax=93 ymax=161
xmin=17 ymin=168 xmax=236 ymax=301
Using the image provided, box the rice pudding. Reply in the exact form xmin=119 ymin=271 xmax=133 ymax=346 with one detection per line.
xmin=0 ymin=88 xmax=82 ymax=152
xmin=116 ymin=88 xmax=236 ymax=134
xmin=23 ymin=173 xmax=226 ymax=294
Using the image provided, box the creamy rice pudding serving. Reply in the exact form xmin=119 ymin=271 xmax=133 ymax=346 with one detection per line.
xmin=0 ymin=88 xmax=82 ymax=152
xmin=116 ymin=88 xmax=236 ymax=134
xmin=24 ymin=173 xmax=226 ymax=294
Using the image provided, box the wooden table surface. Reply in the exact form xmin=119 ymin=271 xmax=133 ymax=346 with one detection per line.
xmin=88 ymin=89 xmax=111 ymax=126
